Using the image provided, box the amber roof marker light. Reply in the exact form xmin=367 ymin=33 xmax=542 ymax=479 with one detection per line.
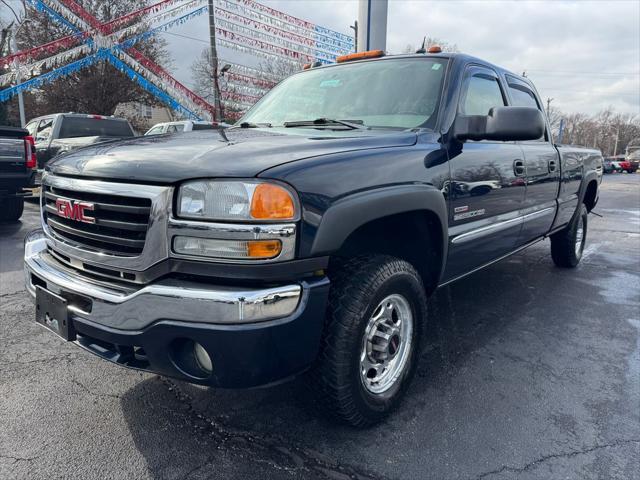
xmin=427 ymin=45 xmax=442 ymax=54
xmin=336 ymin=49 xmax=385 ymax=63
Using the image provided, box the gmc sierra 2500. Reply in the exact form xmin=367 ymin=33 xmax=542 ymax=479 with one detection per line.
xmin=24 ymin=51 xmax=602 ymax=426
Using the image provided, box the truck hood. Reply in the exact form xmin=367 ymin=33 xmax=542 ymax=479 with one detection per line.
xmin=47 ymin=136 xmax=132 ymax=155
xmin=47 ymin=128 xmax=418 ymax=184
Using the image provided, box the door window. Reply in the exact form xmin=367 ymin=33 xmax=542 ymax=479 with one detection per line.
xmin=25 ymin=121 xmax=38 ymax=136
xmin=36 ymin=118 xmax=54 ymax=141
xmin=168 ymin=124 xmax=185 ymax=132
xmin=460 ymin=74 xmax=506 ymax=116
xmin=507 ymin=80 xmax=546 ymax=141
xmin=146 ymin=125 xmax=164 ymax=135
xmin=508 ymin=84 xmax=539 ymax=109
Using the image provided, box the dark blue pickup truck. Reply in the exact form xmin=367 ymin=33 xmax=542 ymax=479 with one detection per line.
xmin=24 ymin=51 xmax=602 ymax=426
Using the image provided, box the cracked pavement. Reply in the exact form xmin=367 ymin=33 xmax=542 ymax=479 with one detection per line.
xmin=1 ymin=174 xmax=639 ymax=479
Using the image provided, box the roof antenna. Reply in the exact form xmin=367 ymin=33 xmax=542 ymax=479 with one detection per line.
xmin=416 ymin=37 xmax=427 ymax=54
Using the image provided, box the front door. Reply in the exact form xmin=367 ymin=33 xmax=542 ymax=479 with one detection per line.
xmin=444 ymin=65 xmax=526 ymax=281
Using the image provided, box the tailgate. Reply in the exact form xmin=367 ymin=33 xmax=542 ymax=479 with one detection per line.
xmin=0 ymin=138 xmax=26 ymax=173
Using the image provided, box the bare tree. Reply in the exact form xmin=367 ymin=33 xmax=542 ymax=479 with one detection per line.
xmin=402 ymin=37 xmax=459 ymax=54
xmin=256 ymin=57 xmax=303 ymax=80
xmin=556 ymin=109 xmax=640 ymax=156
xmin=191 ymin=48 xmax=302 ymax=121
xmin=191 ymin=49 xmax=216 ymax=104
xmin=546 ymin=104 xmax=563 ymax=140
xmin=0 ymin=20 xmax=15 ymax=58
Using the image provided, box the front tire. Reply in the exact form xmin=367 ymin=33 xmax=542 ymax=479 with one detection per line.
xmin=309 ymin=255 xmax=427 ymax=427
xmin=0 ymin=197 xmax=24 ymax=222
xmin=551 ymin=204 xmax=588 ymax=268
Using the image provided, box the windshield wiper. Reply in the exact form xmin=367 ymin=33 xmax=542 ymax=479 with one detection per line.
xmin=283 ymin=118 xmax=366 ymax=130
xmin=239 ymin=122 xmax=272 ymax=128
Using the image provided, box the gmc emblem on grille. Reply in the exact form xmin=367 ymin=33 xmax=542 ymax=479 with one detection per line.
xmin=55 ymin=199 xmax=96 ymax=224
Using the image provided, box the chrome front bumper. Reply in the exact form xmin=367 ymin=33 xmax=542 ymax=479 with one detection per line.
xmin=24 ymin=230 xmax=303 ymax=331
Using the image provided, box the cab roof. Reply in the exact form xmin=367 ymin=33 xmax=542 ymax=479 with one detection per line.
xmin=316 ymin=51 xmax=530 ymax=87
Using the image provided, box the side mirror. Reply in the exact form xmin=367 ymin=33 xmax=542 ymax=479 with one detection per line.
xmin=454 ymin=106 xmax=545 ymax=142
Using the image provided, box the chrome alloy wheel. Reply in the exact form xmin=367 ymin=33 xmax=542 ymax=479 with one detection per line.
xmin=360 ymin=294 xmax=414 ymax=394
xmin=575 ymin=216 xmax=585 ymax=256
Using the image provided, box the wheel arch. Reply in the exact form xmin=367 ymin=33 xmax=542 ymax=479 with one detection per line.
xmin=309 ymin=185 xmax=448 ymax=292
xmin=581 ymin=177 xmax=599 ymax=212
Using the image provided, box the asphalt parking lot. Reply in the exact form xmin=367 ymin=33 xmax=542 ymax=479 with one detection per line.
xmin=1 ymin=174 xmax=638 ymax=480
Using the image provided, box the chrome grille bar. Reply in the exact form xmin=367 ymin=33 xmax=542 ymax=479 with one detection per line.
xmin=43 ymin=183 xmax=151 ymax=256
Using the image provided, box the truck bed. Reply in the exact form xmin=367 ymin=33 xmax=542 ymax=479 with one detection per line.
xmin=0 ymin=129 xmax=27 ymax=175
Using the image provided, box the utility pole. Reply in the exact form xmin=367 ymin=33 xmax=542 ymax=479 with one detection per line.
xmin=207 ymin=0 xmax=222 ymax=122
xmin=613 ymin=126 xmax=619 ymax=156
xmin=350 ymin=20 xmax=358 ymax=53
xmin=10 ymin=31 xmax=26 ymax=127
xmin=546 ymin=97 xmax=553 ymax=113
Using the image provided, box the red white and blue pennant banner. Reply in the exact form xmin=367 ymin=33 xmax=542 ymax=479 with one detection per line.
xmin=214 ymin=0 xmax=354 ymax=65
xmin=2 ymin=0 xmax=354 ymax=119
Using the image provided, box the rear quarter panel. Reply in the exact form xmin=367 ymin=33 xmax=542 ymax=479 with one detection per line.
xmin=552 ymin=146 xmax=602 ymax=229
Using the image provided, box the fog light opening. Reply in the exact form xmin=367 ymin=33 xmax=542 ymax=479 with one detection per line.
xmin=169 ymin=338 xmax=213 ymax=379
xmin=194 ymin=342 xmax=213 ymax=374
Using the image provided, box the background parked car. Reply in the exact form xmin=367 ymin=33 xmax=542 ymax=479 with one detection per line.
xmin=25 ymin=113 xmax=136 ymax=168
xmin=144 ymin=120 xmax=227 ymax=135
xmin=625 ymin=148 xmax=639 ymax=172
xmin=602 ymin=155 xmax=633 ymax=174
xmin=603 ymin=156 xmax=621 ymax=173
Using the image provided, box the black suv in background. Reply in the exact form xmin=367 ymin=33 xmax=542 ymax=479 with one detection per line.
xmin=24 ymin=113 xmax=136 ymax=168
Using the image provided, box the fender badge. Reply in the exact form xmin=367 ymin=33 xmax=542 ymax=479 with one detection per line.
xmin=454 ymin=209 xmax=486 ymax=221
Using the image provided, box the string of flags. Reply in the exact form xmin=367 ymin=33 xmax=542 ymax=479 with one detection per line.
xmin=1 ymin=0 xmax=354 ymax=120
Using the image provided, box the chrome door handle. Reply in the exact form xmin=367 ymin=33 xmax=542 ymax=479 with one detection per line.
xmin=548 ymin=159 xmax=557 ymax=172
xmin=514 ymin=159 xmax=526 ymax=177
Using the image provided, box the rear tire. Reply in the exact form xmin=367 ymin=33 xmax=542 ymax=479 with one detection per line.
xmin=551 ymin=204 xmax=588 ymax=268
xmin=0 ymin=197 xmax=24 ymax=222
xmin=309 ymin=255 xmax=427 ymax=427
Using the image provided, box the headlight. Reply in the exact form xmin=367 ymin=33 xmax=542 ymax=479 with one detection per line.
xmin=177 ymin=180 xmax=296 ymax=221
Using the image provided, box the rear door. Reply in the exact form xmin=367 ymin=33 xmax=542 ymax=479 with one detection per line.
xmin=445 ymin=65 xmax=527 ymax=280
xmin=505 ymin=76 xmax=560 ymax=244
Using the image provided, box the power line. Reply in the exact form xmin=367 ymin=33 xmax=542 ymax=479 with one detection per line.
xmin=161 ymin=31 xmax=209 ymax=44
xmin=526 ymin=69 xmax=640 ymax=76
xmin=536 ymin=88 xmax=639 ymax=97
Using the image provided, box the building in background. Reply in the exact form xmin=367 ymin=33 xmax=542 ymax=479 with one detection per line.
xmin=113 ymin=102 xmax=174 ymax=134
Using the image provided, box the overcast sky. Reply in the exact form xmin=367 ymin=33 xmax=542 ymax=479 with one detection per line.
xmin=163 ymin=0 xmax=639 ymax=115
xmin=5 ymin=0 xmax=640 ymax=115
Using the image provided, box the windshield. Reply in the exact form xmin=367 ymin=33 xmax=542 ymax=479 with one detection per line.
xmin=59 ymin=117 xmax=135 ymax=138
xmin=241 ymin=57 xmax=447 ymax=129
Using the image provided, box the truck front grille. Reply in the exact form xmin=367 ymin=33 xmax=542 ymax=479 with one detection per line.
xmin=43 ymin=184 xmax=151 ymax=256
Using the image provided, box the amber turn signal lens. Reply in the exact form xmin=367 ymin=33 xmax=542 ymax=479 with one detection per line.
xmin=250 ymin=184 xmax=295 ymax=219
xmin=247 ymin=240 xmax=282 ymax=258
